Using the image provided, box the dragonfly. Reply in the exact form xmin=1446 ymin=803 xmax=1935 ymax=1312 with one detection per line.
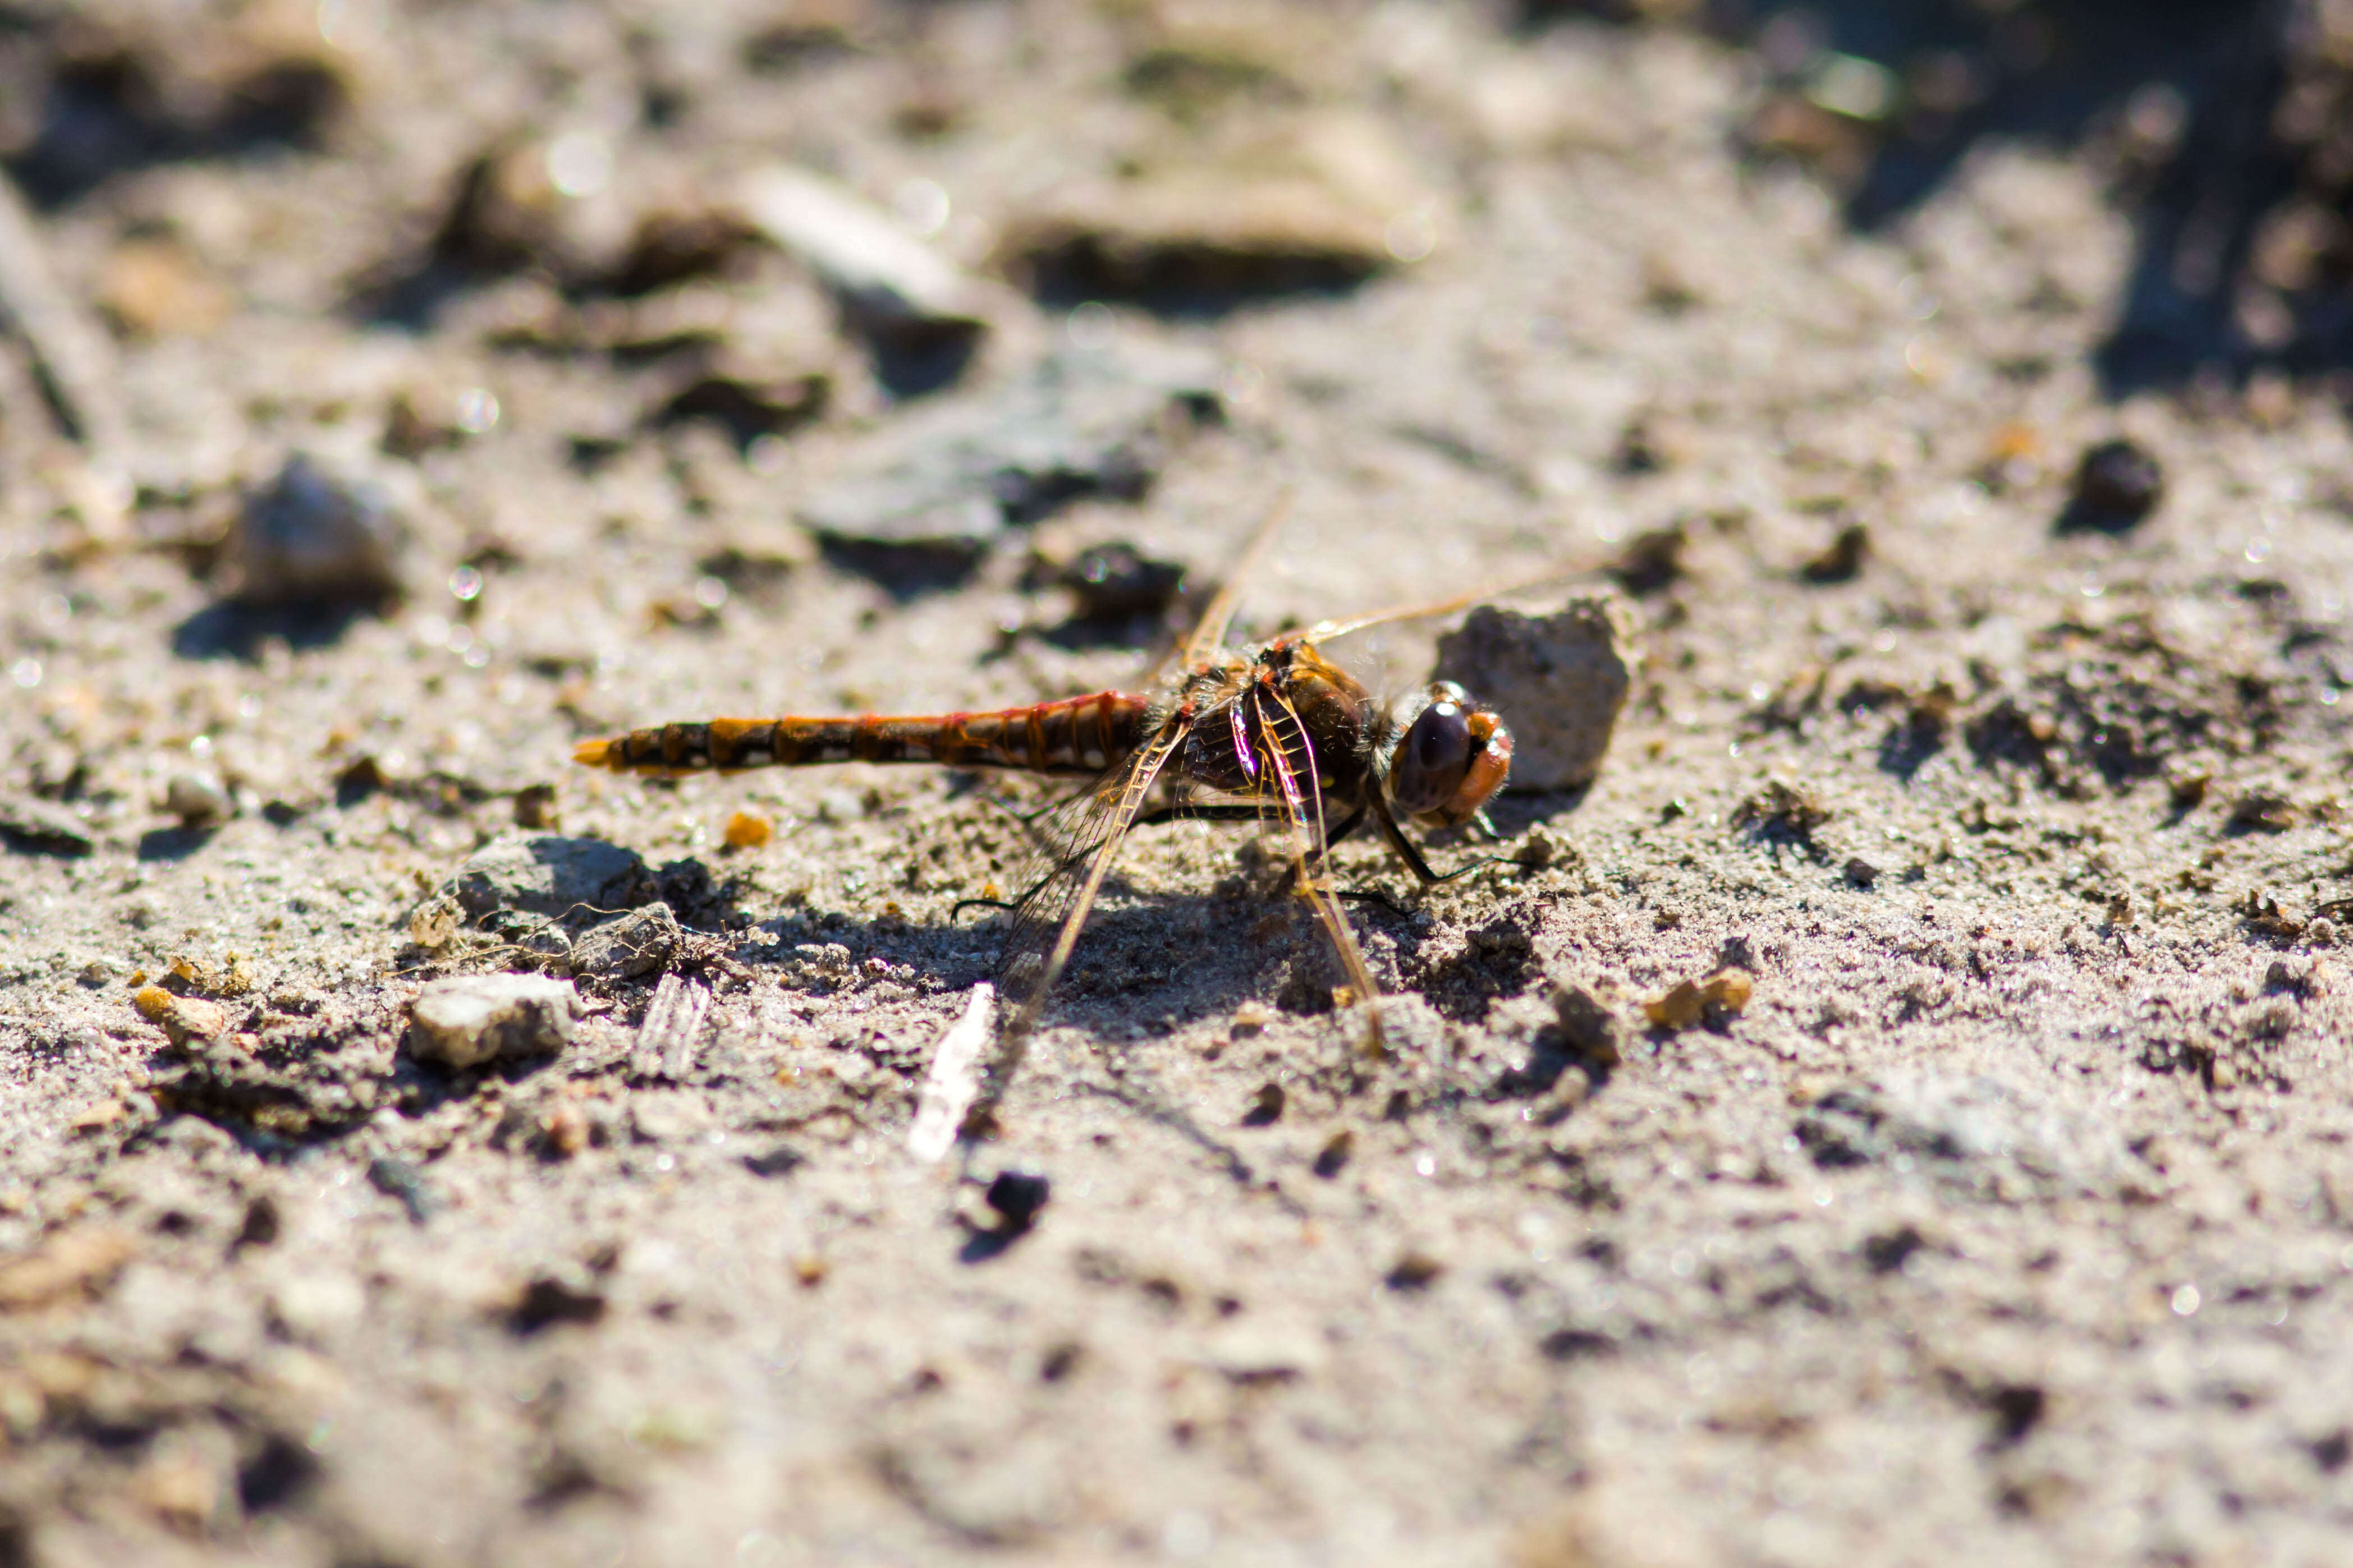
xmin=574 ymin=503 xmax=1520 ymax=1135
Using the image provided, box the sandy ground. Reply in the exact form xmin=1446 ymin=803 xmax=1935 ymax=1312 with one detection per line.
xmin=3 ymin=3 xmax=2352 ymax=1565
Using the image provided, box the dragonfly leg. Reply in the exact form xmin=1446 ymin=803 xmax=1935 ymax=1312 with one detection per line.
xmin=950 ymin=842 xmax=1100 ymax=921
xmin=1370 ymin=796 xmax=1513 ymax=887
xmin=1131 ymin=801 xmax=1366 ymax=873
xmin=1371 ymin=797 xmax=1442 ymax=884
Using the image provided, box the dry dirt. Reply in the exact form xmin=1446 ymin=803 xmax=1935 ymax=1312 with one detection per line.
xmin=3 ymin=3 xmax=2352 ymax=1565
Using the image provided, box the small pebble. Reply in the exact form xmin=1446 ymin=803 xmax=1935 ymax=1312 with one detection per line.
xmin=1312 ymin=1128 xmax=1354 ymax=1179
xmin=1242 ymin=1083 xmax=1286 ymax=1126
xmin=1801 ymin=522 xmax=1869 ymax=584
xmin=984 ymin=1168 xmax=1052 ymax=1232
xmin=134 ymin=986 xmax=230 ymax=1047
xmin=1642 ymin=968 xmax=1754 ymax=1031
xmin=164 ymin=772 xmax=230 ymax=829
xmin=2058 ymin=439 xmax=2164 ymax=534
xmin=724 ymin=810 xmax=774 ymax=849
xmin=1551 ymin=984 xmax=1623 ymax=1068
xmin=406 ymin=974 xmax=582 ymax=1069
xmin=365 ymin=1157 xmax=434 ymax=1224
xmin=539 ymin=1105 xmax=590 ymax=1158
xmin=407 ymin=897 xmax=460 ymax=950
xmin=230 ymin=453 xmax=407 ymax=608
xmin=1385 ymin=1250 xmax=1443 ymax=1290
xmin=507 ymin=1272 xmax=607 ymax=1335
xmin=1844 ymin=857 xmax=1880 ymax=889
xmin=511 ymin=783 xmax=558 ymax=830
xmin=0 ymin=1227 xmax=137 ymax=1311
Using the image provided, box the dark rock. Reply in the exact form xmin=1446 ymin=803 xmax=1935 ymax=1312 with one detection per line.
xmin=1801 ymin=522 xmax=1869 ymax=583
xmin=1551 ymin=984 xmax=1623 ymax=1069
xmin=451 ymin=835 xmax=655 ymax=922
xmin=365 ymin=1157 xmax=434 ymax=1224
xmin=802 ymin=344 xmax=1221 ymax=592
xmin=2226 ymin=791 xmax=2296 ymax=835
xmin=742 ymin=1144 xmax=806 ymax=1179
xmin=507 ymin=1272 xmax=607 ymax=1335
xmin=1611 ymin=523 xmax=1685 ymax=594
xmin=1058 ymin=541 xmax=1187 ymax=621
xmin=1860 ymin=1225 xmax=1924 ymax=1275
xmin=984 ymin=1168 xmax=1052 ymax=1231
xmin=236 ymin=1432 xmax=320 ymax=1515
xmin=0 ymin=793 xmax=94 ymax=856
xmin=1385 ymin=1250 xmax=1443 ymax=1290
xmin=1733 ymin=780 xmax=1831 ymax=857
xmin=652 ymin=367 xmax=828 ymax=452
xmin=230 ymin=453 xmax=406 ymax=608
xmin=2058 ymin=439 xmax=2164 ymax=534
xmin=511 ymin=783 xmax=558 ymax=830
xmin=1242 ymin=1083 xmax=1285 ymax=1126
xmin=1312 ymin=1129 xmax=1354 ymax=1178
xmin=1433 ymin=600 xmax=1635 ymax=791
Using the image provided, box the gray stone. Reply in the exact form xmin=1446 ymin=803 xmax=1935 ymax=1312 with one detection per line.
xmin=1433 ymin=597 xmax=1636 ymax=792
xmin=0 ymin=793 xmax=94 ymax=856
xmin=406 ymin=974 xmax=582 ymax=1069
xmin=451 ymin=835 xmax=654 ymax=922
xmin=230 ymin=452 xmax=407 ymax=608
xmin=570 ymin=902 xmax=682 ymax=982
xmin=802 ymin=343 xmax=1221 ymax=590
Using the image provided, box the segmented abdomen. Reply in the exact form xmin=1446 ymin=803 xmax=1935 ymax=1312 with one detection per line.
xmin=574 ymin=691 xmax=1150 ymax=776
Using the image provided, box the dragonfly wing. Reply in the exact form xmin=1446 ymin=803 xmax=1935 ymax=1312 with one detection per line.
xmin=969 ymin=716 xmax=1190 ymax=1134
xmin=1252 ymin=684 xmax=1386 ymax=1051
xmin=1299 ymin=559 xmax=1601 ymax=645
xmin=1176 ymin=487 xmax=1294 ymax=671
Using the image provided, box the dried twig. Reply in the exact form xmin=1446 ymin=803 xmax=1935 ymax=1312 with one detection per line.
xmin=0 ymin=169 xmax=126 ymax=457
xmin=0 ymin=167 xmax=132 ymax=540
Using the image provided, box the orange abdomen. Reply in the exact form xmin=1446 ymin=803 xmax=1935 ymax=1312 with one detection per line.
xmin=575 ymin=691 xmax=1151 ymax=777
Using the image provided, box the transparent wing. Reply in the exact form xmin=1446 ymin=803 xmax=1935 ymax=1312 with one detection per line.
xmin=1251 ymin=684 xmax=1386 ymax=1052
xmin=1298 ymin=559 xmax=1599 ymax=645
xmin=967 ymin=716 xmax=1190 ymax=1133
xmin=1175 ymin=486 xmax=1294 ymax=672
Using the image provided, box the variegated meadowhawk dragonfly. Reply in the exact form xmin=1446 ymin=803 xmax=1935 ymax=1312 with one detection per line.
xmin=575 ymin=505 xmax=1523 ymax=1138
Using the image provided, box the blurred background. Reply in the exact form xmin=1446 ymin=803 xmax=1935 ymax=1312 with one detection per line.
xmin=5 ymin=6 xmax=2353 ymax=1567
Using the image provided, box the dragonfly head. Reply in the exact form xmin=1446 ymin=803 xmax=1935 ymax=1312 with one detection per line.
xmin=1386 ymin=682 xmax=1512 ymax=827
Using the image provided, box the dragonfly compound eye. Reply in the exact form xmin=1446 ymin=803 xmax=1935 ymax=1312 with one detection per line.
xmin=1432 ymin=711 xmax=1512 ymax=826
xmin=1389 ymin=699 xmax=1474 ymax=816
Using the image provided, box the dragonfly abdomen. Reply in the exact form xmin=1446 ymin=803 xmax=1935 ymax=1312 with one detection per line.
xmin=574 ymin=691 xmax=1150 ymax=776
